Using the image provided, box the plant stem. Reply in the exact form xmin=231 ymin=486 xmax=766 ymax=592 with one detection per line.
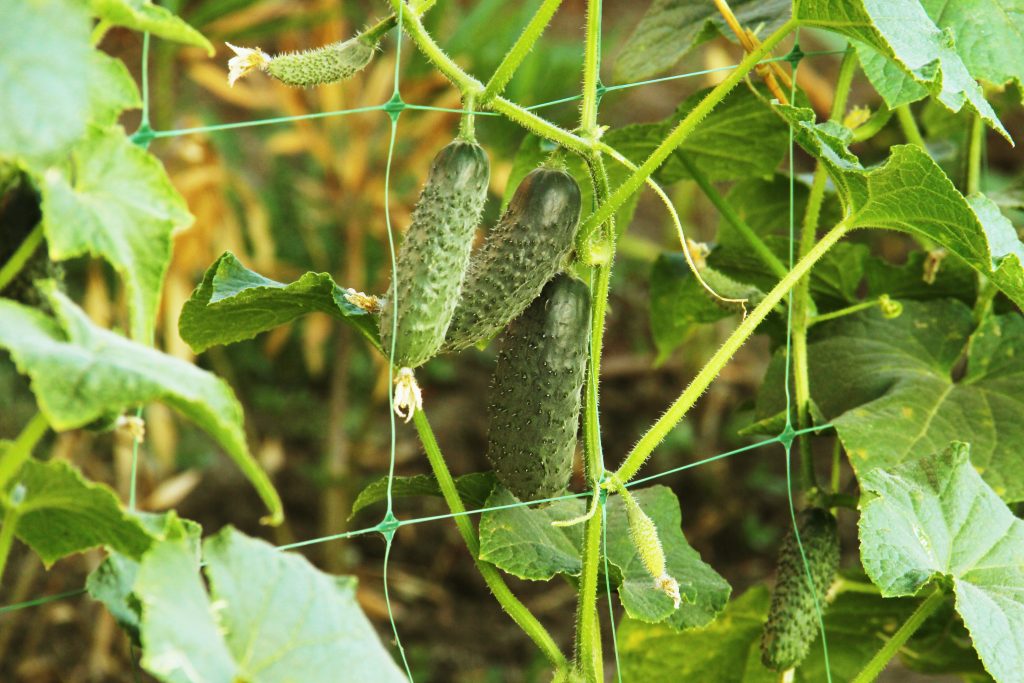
xmin=808 ymin=297 xmax=884 ymax=326
xmin=411 ymin=411 xmax=568 ymax=672
xmin=490 ymin=97 xmax=591 ymax=153
xmin=578 ymin=18 xmax=797 ymax=238
xmin=791 ymin=46 xmax=857 ymax=491
xmin=0 ymin=225 xmax=44 ymax=294
xmin=579 ymin=0 xmax=603 ymax=137
xmin=0 ymin=508 xmax=20 ymax=588
xmin=851 ymin=589 xmax=946 ymax=683
xmin=966 ymin=113 xmax=984 ymax=196
xmin=615 ymin=220 xmax=852 ymax=483
xmin=895 ymin=105 xmax=926 ymax=149
xmin=0 ymin=413 xmax=49 ymax=492
xmin=850 ymin=104 xmax=893 ymax=143
xmin=390 ymin=0 xmax=482 ymax=94
xmin=480 ymin=0 xmax=563 ymax=104
xmin=677 ymin=153 xmax=788 ymax=280
xmin=575 ymin=512 xmax=604 ymax=682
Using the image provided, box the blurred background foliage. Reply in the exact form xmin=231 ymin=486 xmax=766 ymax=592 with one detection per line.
xmin=1 ymin=0 xmax=1021 ymax=680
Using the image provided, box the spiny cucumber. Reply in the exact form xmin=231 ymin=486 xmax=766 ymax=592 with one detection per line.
xmin=444 ymin=167 xmax=582 ymax=351
xmin=227 ymin=35 xmax=376 ymax=88
xmin=486 ymin=274 xmax=590 ymax=501
xmin=380 ymin=139 xmax=490 ymax=369
xmin=760 ymin=507 xmax=840 ymax=671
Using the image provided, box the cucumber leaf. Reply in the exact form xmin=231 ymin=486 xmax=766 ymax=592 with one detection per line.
xmin=0 ymin=287 xmax=283 ymax=524
xmin=859 ymin=442 xmax=1024 ymax=682
xmin=179 ymin=252 xmax=380 ymax=354
xmin=0 ymin=0 xmax=94 ymax=163
xmin=759 ymin=300 xmax=1024 ymax=502
xmin=793 ymin=0 xmax=1009 ymax=140
xmin=778 ymin=105 xmax=1024 ymax=309
xmin=2 ymin=459 xmax=154 ymax=567
xmin=479 ymin=485 xmax=729 ymax=629
xmin=89 ymin=0 xmax=213 ymax=54
xmin=349 ymin=472 xmax=495 ymax=520
xmin=40 ymin=126 xmax=193 ymax=342
xmin=614 ymin=0 xmax=791 ymax=82
xmin=134 ymin=527 xmax=407 ymax=683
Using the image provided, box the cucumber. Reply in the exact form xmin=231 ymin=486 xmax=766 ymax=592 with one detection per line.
xmin=760 ymin=507 xmax=840 ymax=671
xmin=380 ymin=139 xmax=490 ymax=368
xmin=486 ymin=274 xmax=590 ymax=500
xmin=444 ymin=167 xmax=582 ymax=351
xmin=267 ymin=37 xmax=376 ymax=87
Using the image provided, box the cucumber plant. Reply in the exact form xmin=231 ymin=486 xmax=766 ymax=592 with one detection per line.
xmin=2 ymin=0 xmax=1024 ymax=682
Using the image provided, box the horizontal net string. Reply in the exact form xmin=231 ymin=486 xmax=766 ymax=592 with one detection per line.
xmin=0 ymin=423 xmax=828 ymax=613
xmin=144 ymin=49 xmax=844 ymax=141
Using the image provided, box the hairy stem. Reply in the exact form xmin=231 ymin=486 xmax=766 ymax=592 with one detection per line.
xmin=575 ymin=513 xmax=604 ymax=682
xmin=851 ymin=589 xmax=946 ymax=683
xmin=0 ymin=509 xmax=20 ymax=588
xmin=390 ymin=0 xmax=482 ymax=94
xmin=791 ymin=46 xmax=857 ymax=492
xmin=578 ymin=18 xmax=797 ymax=238
xmin=966 ymin=113 xmax=984 ymax=196
xmin=615 ymin=220 xmax=852 ymax=483
xmin=579 ymin=0 xmax=603 ymax=137
xmin=677 ymin=152 xmax=788 ymax=280
xmin=480 ymin=0 xmax=563 ymax=104
xmin=0 ymin=225 xmax=44 ymax=294
xmin=412 ymin=411 xmax=568 ymax=672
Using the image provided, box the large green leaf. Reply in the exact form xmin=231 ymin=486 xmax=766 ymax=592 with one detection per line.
xmin=760 ymin=300 xmax=1024 ymax=502
xmin=350 ymin=472 xmax=495 ymax=520
xmin=619 ymin=588 xmax=774 ymax=683
xmin=3 ymin=459 xmax=154 ymax=567
xmin=179 ymin=252 xmax=380 ymax=354
xmin=606 ymin=486 xmax=731 ymax=629
xmin=479 ymin=485 xmax=729 ymax=629
xmin=477 ymin=485 xmax=586 ymax=581
xmin=88 ymin=53 xmax=142 ymax=128
xmin=859 ymin=442 xmax=1024 ymax=683
xmin=857 ymin=0 xmax=1024 ymax=108
xmin=0 ymin=0 xmax=94 ymax=162
xmin=778 ymin=105 xmax=1024 ymax=309
xmin=620 ymin=582 xmax=984 ymax=682
xmin=0 ymin=287 xmax=282 ymax=523
xmin=86 ymin=511 xmax=201 ymax=641
xmin=89 ymin=0 xmax=213 ymax=53
xmin=40 ymin=127 xmax=193 ymax=342
xmin=135 ymin=527 xmax=406 ymax=683
xmin=648 ymin=253 xmax=756 ymax=363
xmin=614 ymin=0 xmax=791 ymax=81
xmin=793 ymin=0 xmax=1009 ymax=139
xmin=605 ymin=87 xmax=790 ymax=184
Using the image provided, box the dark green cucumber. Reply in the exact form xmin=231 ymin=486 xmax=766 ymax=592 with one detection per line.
xmin=267 ymin=37 xmax=376 ymax=87
xmin=444 ymin=167 xmax=582 ymax=351
xmin=761 ymin=507 xmax=840 ymax=671
xmin=486 ymin=274 xmax=590 ymax=500
xmin=380 ymin=140 xmax=490 ymax=368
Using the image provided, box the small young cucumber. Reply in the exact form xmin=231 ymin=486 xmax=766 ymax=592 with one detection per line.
xmin=380 ymin=140 xmax=490 ymax=369
xmin=486 ymin=274 xmax=590 ymax=501
xmin=444 ymin=166 xmax=582 ymax=351
xmin=267 ymin=37 xmax=376 ymax=87
xmin=760 ymin=507 xmax=840 ymax=671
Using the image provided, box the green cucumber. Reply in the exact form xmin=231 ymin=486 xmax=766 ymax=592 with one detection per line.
xmin=267 ymin=37 xmax=376 ymax=87
xmin=444 ymin=166 xmax=582 ymax=351
xmin=380 ymin=139 xmax=490 ymax=368
xmin=760 ymin=507 xmax=840 ymax=671
xmin=486 ymin=274 xmax=590 ymax=500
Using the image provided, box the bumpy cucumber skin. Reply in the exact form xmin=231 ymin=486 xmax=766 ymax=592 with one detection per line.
xmin=486 ymin=274 xmax=591 ymax=501
xmin=267 ymin=37 xmax=375 ymax=87
xmin=761 ymin=507 xmax=840 ymax=671
xmin=380 ymin=140 xmax=490 ymax=368
xmin=444 ymin=168 xmax=582 ymax=351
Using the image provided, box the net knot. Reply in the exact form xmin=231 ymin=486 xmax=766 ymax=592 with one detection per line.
xmin=784 ymin=43 xmax=805 ymax=67
xmin=777 ymin=422 xmax=797 ymax=449
xmin=383 ymin=92 xmax=406 ymax=121
xmin=130 ymin=124 xmax=155 ymax=149
xmin=376 ymin=511 xmax=401 ymax=539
